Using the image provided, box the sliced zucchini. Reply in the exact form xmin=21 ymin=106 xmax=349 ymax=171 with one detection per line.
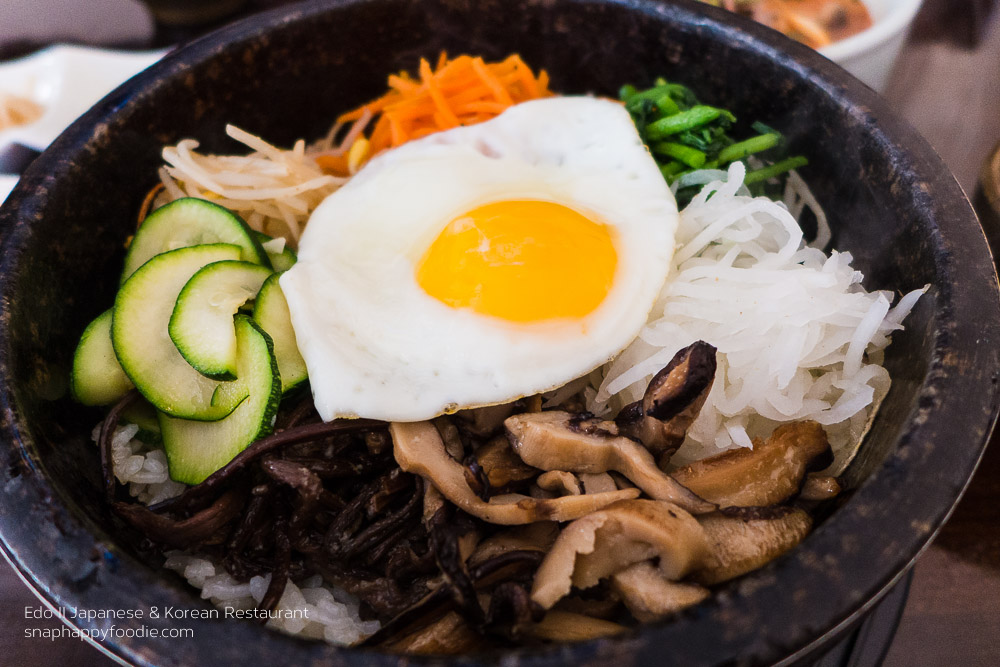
xmin=71 ymin=309 xmax=134 ymax=406
xmin=120 ymin=398 xmax=162 ymax=444
xmin=169 ymin=261 xmax=274 ymax=381
xmin=254 ymin=273 xmax=308 ymax=393
xmin=112 ymin=244 xmax=249 ymax=421
xmin=252 ymin=230 xmax=297 ymax=271
xmin=159 ymin=315 xmax=281 ymax=484
xmin=121 ymin=198 xmax=270 ymax=283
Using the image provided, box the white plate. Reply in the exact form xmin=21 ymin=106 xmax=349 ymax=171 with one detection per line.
xmin=0 ymin=174 xmax=18 ymax=203
xmin=0 ymin=45 xmax=165 ymax=203
xmin=0 ymin=44 xmax=165 ymax=152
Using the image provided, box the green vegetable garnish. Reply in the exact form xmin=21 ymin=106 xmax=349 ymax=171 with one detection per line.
xmin=620 ymin=78 xmax=808 ymax=204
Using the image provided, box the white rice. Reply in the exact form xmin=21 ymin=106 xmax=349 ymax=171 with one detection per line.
xmin=91 ymin=422 xmax=186 ymax=505
xmin=586 ymin=162 xmax=925 ymax=468
xmin=162 ymin=553 xmax=379 ymax=644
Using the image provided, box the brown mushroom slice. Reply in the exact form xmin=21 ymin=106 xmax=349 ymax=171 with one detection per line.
xmin=616 ymin=340 xmax=717 ymax=463
xmin=610 ymin=562 xmax=709 ymax=622
xmin=671 ymin=420 xmax=832 ymax=508
xmin=474 ymin=435 xmax=538 ymax=490
xmin=552 ymin=583 xmax=623 ymax=620
xmin=579 ymin=472 xmax=617 ymax=494
xmin=432 ymin=416 xmax=465 ymax=460
xmin=469 ymin=523 xmax=559 ymax=567
xmin=531 ymin=499 xmax=709 ymax=609
xmin=456 ymin=403 xmax=518 ymax=437
xmin=694 ymin=506 xmax=813 ymax=585
xmin=799 ymin=474 xmax=842 ymax=501
xmin=537 ymin=470 xmax=582 ymax=496
xmin=391 ymin=421 xmax=638 ymax=525
xmin=526 ymin=610 xmax=628 ymax=641
xmin=381 ymin=610 xmax=483 ymax=654
xmin=505 ymin=411 xmax=715 ymax=514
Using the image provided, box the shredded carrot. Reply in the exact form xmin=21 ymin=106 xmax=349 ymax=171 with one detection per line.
xmin=319 ymin=53 xmax=552 ymax=174
xmin=137 ymin=183 xmax=165 ymax=227
xmin=315 ymin=153 xmax=351 ymax=176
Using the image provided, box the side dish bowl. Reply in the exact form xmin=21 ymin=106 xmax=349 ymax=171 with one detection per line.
xmin=819 ymin=0 xmax=923 ymax=92
xmin=0 ymin=0 xmax=998 ymax=665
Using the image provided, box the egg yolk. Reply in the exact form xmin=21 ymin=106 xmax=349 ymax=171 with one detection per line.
xmin=416 ymin=200 xmax=618 ymax=323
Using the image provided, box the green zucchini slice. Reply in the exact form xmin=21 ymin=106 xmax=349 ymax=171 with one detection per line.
xmin=112 ymin=244 xmax=248 ymax=421
xmin=122 ymin=197 xmax=270 ymax=283
xmin=253 ymin=272 xmax=308 ymax=393
xmin=71 ymin=309 xmax=134 ymax=406
xmin=159 ymin=315 xmax=281 ymax=484
xmin=169 ymin=261 xmax=274 ymax=381
xmin=252 ymin=230 xmax=297 ymax=272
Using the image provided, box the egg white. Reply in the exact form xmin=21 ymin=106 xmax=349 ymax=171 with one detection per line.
xmin=280 ymin=96 xmax=678 ymax=422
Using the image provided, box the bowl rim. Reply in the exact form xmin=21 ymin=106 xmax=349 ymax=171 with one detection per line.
xmin=0 ymin=0 xmax=998 ymax=665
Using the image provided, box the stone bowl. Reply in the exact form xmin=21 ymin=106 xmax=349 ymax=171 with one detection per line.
xmin=1 ymin=0 xmax=998 ymax=665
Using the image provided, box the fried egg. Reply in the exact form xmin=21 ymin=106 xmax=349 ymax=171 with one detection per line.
xmin=280 ymin=96 xmax=678 ymax=422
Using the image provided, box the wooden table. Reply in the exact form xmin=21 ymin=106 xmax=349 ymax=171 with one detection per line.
xmin=1 ymin=2 xmax=999 ymax=665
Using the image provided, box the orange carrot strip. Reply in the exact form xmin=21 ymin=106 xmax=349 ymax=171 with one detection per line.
xmin=388 ymin=74 xmax=419 ymax=92
xmin=513 ymin=60 xmax=539 ymax=98
xmin=337 ymin=94 xmax=394 ymax=123
xmin=368 ymin=116 xmax=393 ymax=154
xmin=389 ymin=115 xmax=406 ymax=146
xmin=315 ymin=153 xmax=351 ymax=176
xmin=409 ymin=126 xmax=440 ymax=139
xmin=454 ymin=101 xmax=509 ymax=114
xmin=438 ymin=74 xmax=486 ymax=94
xmin=421 ymin=59 xmax=460 ymax=128
xmin=472 ymin=57 xmax=514 ymax=105
xmin=436 ymin=51 xmax=449 ymax=71
xmin=137 ymin=183 xmax=165 ymax=226
xmin=384 ymin=97 xmax=432 ymax=119
xmin=449 ymin=86 xmax=496 ymax=106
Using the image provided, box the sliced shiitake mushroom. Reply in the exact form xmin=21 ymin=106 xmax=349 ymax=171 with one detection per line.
xmin=473 ymin=435 xmax=538 ymax=491
xmin=526 ymin=610 xmax=628 ymax=641
xmin=616 ymin=340 xmax=717 ymax=464
xmin=433 ymin=416 xmax=466 ymax=460
xmin=536 ymin=470 xmax=582 ymax=496
xmin=456 ymin=403 xmax=518 ymax=438
xmin=505 ymin=411 xmax=715 ymax=514
xmin=579 ymin=472 xmax=618 ymax=494
xmin=610 ymin=561 xmax=709 ymax=622
xmin=693 ymin=506 xmax=813 ymax=585
xmin=391 ymin=421 xmax=639 ymax=525
xmin=469 ymin=523 xmax=559 ymax=567
xmin=531 ymin=499 xmax=709 ymax=609
xmin=799 ymin=474 xmax=842 ymax=501
xmin=671 ymin=420 xmax=832 ymax=508
xmin=380 ymin=610 xmax=483 ymax=655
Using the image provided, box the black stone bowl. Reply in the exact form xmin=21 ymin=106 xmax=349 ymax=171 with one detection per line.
xmin=1 ymin=0 xmax=998 ymax=665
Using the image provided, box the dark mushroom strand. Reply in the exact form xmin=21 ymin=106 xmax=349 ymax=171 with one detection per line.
xmin=615 ymin=339 xmax=717 ymax=466
xmin=106 ymin=340 xmax=843 ymax=652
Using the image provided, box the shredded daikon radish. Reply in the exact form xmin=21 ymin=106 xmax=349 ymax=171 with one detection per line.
xmin=588 ymin=162 xmax=926 ymax=467
xmin=158 ymin=125 xmax=348 ymax=243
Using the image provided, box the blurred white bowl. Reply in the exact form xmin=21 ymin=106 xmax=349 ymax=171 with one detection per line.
xmin=819 ymin=0 xmax=923 ymax=92
xmin=0 ymin=45 xmax=165 ymax=152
